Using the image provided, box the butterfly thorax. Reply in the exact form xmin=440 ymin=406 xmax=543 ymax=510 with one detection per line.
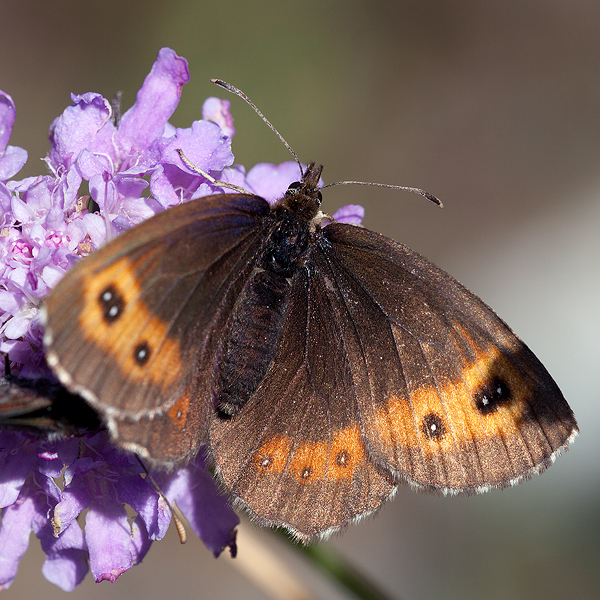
xmin=260 ymin=212 xmax=311 ymax=276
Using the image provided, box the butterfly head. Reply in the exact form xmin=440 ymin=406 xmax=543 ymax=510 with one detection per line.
xmin=278 ymin=162 xmax=323 ymax=220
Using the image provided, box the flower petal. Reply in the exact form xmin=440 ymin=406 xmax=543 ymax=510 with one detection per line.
xmin=0 ymin=146 xmax=28 ymax=182
xmin=116 ymin=472 xmax=169 ymax=541
xmin=160 ymin=120 xmax=234 ymax=173
xmin=0 ymin=92 xmax=16 ymax=152
xmin=40 ymin=511 xmax=88 ymax=591
xmin=245 ymin=161 xmax=305 ymax=203
xmin=86 ymin=503 xmax=133 ymax=583
xmin=163 ymin=451 xmax=238 ymax=557
xmin=0 ymin=472 xmax=60 ymax=590
xmin=117 ymin=48 xmax=190 ymax=156
xmin=47 ymin=93 xmax=112 ymax=171
xmin=0 ymin=432 xmax=38 ymax=508
xmin=41 ymin=545 xmax=89 ymax=591
xmin=202 ymin=97 xmax=235 ymax=139
xmin=0 ymin=493 xmax=36 ymax=589
xmin=332 ymin=204 xmax=365 ymax=225
xmin=129 ymin=515 xmax=153 ymax=565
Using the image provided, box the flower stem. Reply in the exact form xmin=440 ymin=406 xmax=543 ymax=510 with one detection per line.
xmin=293 ymin=541 xmax=400 ymax=600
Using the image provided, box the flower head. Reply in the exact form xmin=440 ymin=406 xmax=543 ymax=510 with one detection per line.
xmin=0 ymin=47 xmax=363 ymax=589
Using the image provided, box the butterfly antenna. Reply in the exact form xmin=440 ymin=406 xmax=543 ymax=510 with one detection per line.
xmin=322 ymin=180 xmax=442 ymax=207
xmin=211 ymin=79 xmax=304 ymax=177
xmin=176 ymin=149 xmax=250 ymax=195
xmin=212 ymin=79 xmax=441 ymax=207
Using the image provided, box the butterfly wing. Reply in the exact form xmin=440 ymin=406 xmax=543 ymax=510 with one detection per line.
xmin=44 ymin=194 xmax=270 ymax=466
xmin=319 ymin=223 xmax=578 ymax=492
xmin=210 ymin=220 xmax=577 ymax=540
xmin=209 ymin=262 xmax=397 ymax=541
xmin=43 ymin=185 xmax=577 ymax=538
xmin=0 ymin=375 xmax=100 ymax=437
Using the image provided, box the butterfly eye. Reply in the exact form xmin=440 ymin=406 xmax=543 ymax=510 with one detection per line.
xmin=315 ymin=190 xmax=322 ymax=203
xmin=285 ymin=181 xmax=302 ymax=196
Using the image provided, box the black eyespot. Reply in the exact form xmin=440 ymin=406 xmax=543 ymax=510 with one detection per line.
xmin=133 ymin=341 xmax=151 ymax=366
xmin=287 ymin=181 xmax=302 ymax=191
xmin=260 ymin=456 xmax=272 ymax=468
xmin=98 ymin=285 xmax=124 ymax=323
xmin=475 ymin=376 xmax=512 ymax=415
xmin=300 ymin=466 xmax=312 ymax=480
xmin=422 ymin=413 xmax=446 ymax=440
xmin=336 ymin=450 xmax=350 ymax=467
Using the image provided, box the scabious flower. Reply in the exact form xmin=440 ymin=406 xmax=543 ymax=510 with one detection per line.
xmin=0 ymin=47 xmax=363 ymax=590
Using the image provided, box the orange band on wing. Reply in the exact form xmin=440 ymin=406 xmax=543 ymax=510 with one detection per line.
xmin=377 ymin=343 xmax=533 ymax=454
xmin=79 ymin=254 xmax=182 ymax=390
xmin=255 ymin=424 xmax=366 ymax=483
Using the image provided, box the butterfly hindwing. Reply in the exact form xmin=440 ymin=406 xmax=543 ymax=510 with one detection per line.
xmin=209 ymin=207 xmax=577 ymax=540
xmin=210 ymin=260 xmax=396 ymax=540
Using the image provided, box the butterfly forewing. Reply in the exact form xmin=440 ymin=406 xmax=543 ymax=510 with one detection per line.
xmin=321 ymin=223 xmax=577 ymax=492
xmin=44 ymin=194 xmax=270 ymax=462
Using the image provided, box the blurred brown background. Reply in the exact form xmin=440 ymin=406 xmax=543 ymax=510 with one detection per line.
xmin=1 ymin=1 xmax=598 ymax=599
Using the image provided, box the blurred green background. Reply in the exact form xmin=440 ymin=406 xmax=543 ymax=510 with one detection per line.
xmin=1 ymin=1 xmax=598 ymax=599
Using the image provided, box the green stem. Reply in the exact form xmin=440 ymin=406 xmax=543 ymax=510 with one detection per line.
xmin=293 ymin=541 xmax=401 ymax=600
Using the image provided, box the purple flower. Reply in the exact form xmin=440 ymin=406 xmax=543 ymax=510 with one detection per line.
xmin=0 ymin=47 xmax=364 ymax=589
xmin=0 ymin=91 xmax=28 ymax=182
xmin=0 ymin=430 xmax=237 ymax=589
xmin=0 ymin=432 xmax=88 ymax=591
xmin=331 ymin=204 xmax=365 ymax=225
xmin=203 ymin=97 xmax=236 ymax=139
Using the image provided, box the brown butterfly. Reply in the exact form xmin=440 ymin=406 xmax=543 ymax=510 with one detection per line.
xmin=41 ymin=82 xmax=577 ymax=542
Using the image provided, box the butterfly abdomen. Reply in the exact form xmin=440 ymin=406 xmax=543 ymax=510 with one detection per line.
xmin=215 ymin=208 xmax=316 ymax=417
xmin=214 ymin=209 xmax=315 ymax=418
xmin=214 ymin=268 xmax=291 ymax=417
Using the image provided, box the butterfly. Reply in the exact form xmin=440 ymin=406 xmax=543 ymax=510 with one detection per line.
xmin=40 ymin=83 xmax=577 ymax=542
